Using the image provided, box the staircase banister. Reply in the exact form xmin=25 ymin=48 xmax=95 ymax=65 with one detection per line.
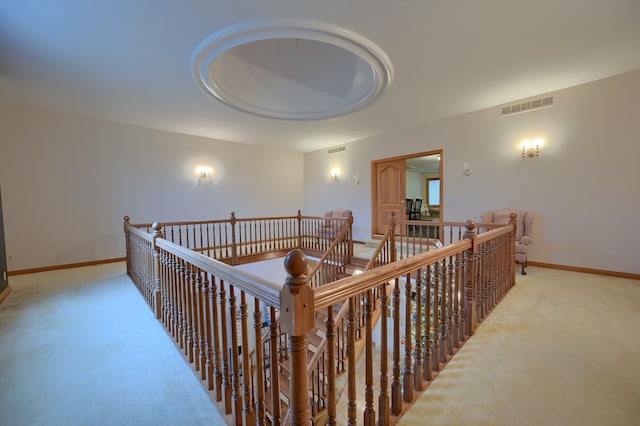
xmin=306 ymin=301 xmax=350 ymax=376
xmin=314 ymin=239 xmax=472 ymax=309
xmin=364 ymin=221 xmax=395 ymax=271
xmin=473 ymin=223 xmax=513 ymax=244
xmin=156 ymin=238 xmax=281 ymax=307
xmin=124 ymin=221 xmax=155 ymax=243
xmin=308 ymin=223 xmax=351 ymax=280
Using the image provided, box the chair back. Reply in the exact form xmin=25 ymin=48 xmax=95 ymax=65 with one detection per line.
xmin=481 ymin=208 xmax=532 ymax=241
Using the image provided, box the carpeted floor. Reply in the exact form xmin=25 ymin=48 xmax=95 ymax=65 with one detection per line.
xmin=0 ymin=262 xmax=227 ymax=426
xmin=1 ymin=262 xmax=639 ymax=425
xmin=398 ymin=267 xmax=640 ymax=426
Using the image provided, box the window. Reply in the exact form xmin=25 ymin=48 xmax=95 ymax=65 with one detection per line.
xmin=427 ymin=178 xmax=440 ymax=206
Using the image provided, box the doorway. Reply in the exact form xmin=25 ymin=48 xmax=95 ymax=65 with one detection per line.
xmin=371 ymin=150 xmax=443 ymax=236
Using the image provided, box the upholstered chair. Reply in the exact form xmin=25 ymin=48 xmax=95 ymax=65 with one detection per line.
xmin=481 ymin=209 xmax=533 ymax=275
xmin=317 ymin=209 xmax=353 ymax=240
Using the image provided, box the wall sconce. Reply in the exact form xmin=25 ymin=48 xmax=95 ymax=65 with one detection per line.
xmin=463 ymin=162 xmax=472 ymax=176
xmin=521 ymin=137 xmax=544 ymax=159
xmin=330 ymin=167 xmax=341 ymax=181
xmin=195 ymin=165 xmax=214 ymax=184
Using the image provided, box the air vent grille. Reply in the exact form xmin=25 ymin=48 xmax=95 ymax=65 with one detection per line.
xmin=328 ymin=146 xmax=346 ymax=154
xmin=501 ymin=96 xmax=554 ymax=116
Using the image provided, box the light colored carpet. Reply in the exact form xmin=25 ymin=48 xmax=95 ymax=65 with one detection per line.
xmin=2 ymin=263 xmax=639 ymax=425
xmin=398 ymin=267 xmax=640 ymax=426
xmin=0 ymin=262 xmax=226 ymax=426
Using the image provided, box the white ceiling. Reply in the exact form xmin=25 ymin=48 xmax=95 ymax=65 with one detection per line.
xmin=2 ymin=1 xmax=640 ymax=153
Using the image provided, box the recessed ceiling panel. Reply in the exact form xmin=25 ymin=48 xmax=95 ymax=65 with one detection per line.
xmin=192 ymin=20 xmax=394 ymax=120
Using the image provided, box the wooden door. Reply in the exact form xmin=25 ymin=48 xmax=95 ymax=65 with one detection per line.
xmin=373 ymin=159 xmax=405 ymax=235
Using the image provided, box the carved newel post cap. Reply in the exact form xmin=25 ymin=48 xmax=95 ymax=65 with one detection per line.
xmin=151 ymin=221 xmax=162 ymax=232
xmin=509 ymin=212 xmax=517 ymax=221
xmin=123 ymin=216 xmax=130 ymax=223
xmin=465 ymin=220 xmax=476 ymax=231
xmin=284 ymin=248 xmax=307 ymax=279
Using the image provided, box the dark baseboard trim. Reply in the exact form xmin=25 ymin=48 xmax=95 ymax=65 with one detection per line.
xmin=0 ymin=286 xmax=11 ymax=303
xmin=528 ymin=261 xmax=640 ymax=280
xmin=7 ymin=257 xmax=126 ymax=276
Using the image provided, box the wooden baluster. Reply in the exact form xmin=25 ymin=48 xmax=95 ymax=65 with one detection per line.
xmin=170 ymin=254 xmax=179 ymax=339
xmin=347 ymin=296 xmax=357 ymax=424
xmin=414 ymin=269 xmax=423 ymax=392
xmin=195 ymin=270 xmax=205 ymax=377
xmin=185 ymin=265 xmax=194 ymax=362
xmin=439 ymin=259 xmax=447 ymax=363
xmin=447 ymin=256 xmax=454 ymax=357
xmin=268 ymin=307 xmax=281 ymax=425
xmin=159 ymin=251 xmax=170 ymax=329
xmin=364 ymin=290 xmax=375 ymax=425
xmin=202 ymin=274 xmax=214 ymax=390
xmin=176 ymin=259 xmax=186 ymax=350
xmin=254 ymin=299 xmax=265 ymax=425
xmin=280 ymin=249 xmax=314 ymax=425
xmin=432 ymin=262 xmax=440 ymax=371
xmin=391 ymin=277 xmax=402 ymax=415
xmin=463 ymin=220 xmax=477 ymax=335
xmin=452 ymin=255 xmax=461 ymax=349
xmin=209 ymin=275 xmax=222 ymax=399
xmin=151 ymin=222 xmax=163 ymax=319
xmin=240 ymin=291 xmax=254 ymax=425
xmin=378 ymin=282 xmax=390 ymax=425
xmin=230 ymin=212 xmax=238 ymax=266
xmin=219 ymin=280 xmax=232 ymax=413
xmin=228 ymin=285 xmax=242 ymax=424
xmin=478 ymin=242 xmax=486 ymax=322
xmin=403 ymin=272 xmax=413 ymax=403
xmin=423 ymin=265 xmax=433 ymax=381
xmin=326 ymin=306 xmax=337 ymax=425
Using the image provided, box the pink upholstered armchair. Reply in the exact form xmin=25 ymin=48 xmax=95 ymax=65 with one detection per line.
xmin=481 ymin=209 xmax=533 ymax=275
xmin=317 ymin=209 xmax=353 ymax=241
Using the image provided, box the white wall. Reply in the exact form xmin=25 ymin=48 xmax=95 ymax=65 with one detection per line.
xmin=304 ymin=70 xmax=640 ymax=274
xmin=406 ymin=171 xmax=423 ymax=199
xmin=0 ymin=105 xmax=304 ymax=271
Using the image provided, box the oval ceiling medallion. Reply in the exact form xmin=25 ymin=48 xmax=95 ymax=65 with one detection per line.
xmin=192 ymin=20 xmax=394 ymax=120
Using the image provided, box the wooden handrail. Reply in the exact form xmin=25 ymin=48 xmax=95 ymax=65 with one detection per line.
xmin=156 ymin=238 xmax=281 ymax=308
xmin=473 ymin=223 xmax=514 ymax=245
xmin=125 ymin=221 xmax=154 ymax=242
xmin=314 ymin=240 xmax=471 ymax=309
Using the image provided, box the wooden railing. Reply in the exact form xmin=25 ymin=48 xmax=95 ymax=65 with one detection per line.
xmin=127 ymin=211 xmax=352 ymax=267
xmin=307 ymin=223 xmax=353 ymax=288
xmin=124 ymin=213 xmax=516 ymax=425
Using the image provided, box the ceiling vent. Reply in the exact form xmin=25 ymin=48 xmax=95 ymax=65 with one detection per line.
xmin=501 ymin=96 xmax=554 ymax=116
xmin=328 ymin=146 xmax=346 ymax=154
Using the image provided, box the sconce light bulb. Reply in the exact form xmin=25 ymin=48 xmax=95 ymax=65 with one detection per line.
xmin=330 ymin=167 xmax=341 ymax=180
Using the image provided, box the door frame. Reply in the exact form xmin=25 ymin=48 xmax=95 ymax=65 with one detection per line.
xmin=371 ymin=149 xmax=444 ymax=237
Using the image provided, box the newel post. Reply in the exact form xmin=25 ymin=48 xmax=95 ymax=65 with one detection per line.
xmin=463 ymin=220 xmax=477 ymax=335
xmin=347 ymin=211 xmax=354 ymax=259
xmin=230 ymin=212 xmax=238 ymax=265
xmin=151 ymin=221 xmax=164 ymax=320
xmin=509 ymin=212 xmax=517 ymax=285
xmin=123 ymin=216 xmax=131 ymax=276
xmin=280 ymin=249 xmax=314 ymax=425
